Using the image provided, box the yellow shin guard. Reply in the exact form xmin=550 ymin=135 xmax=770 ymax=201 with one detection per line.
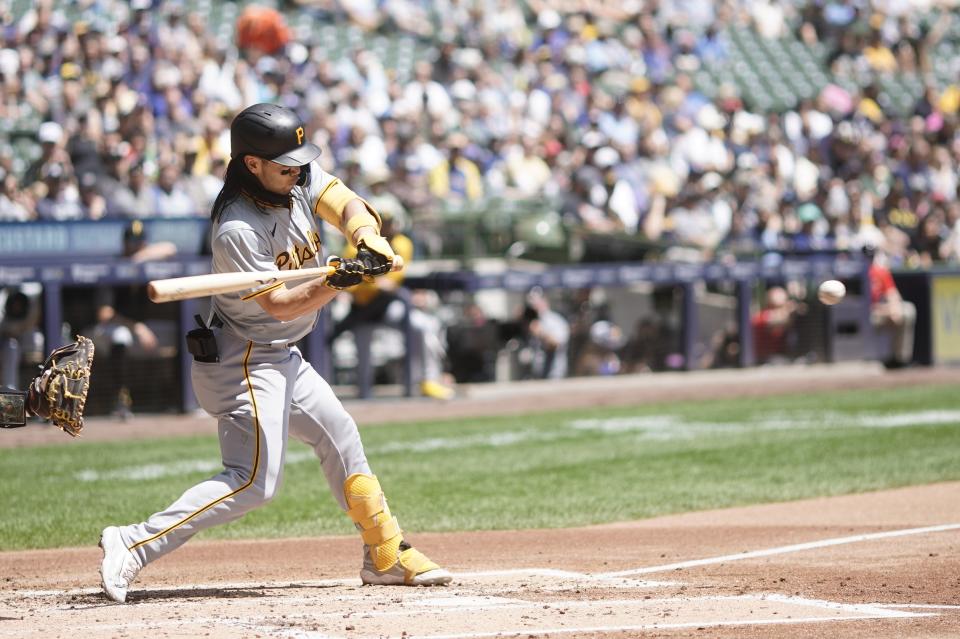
xmin=344 ymin=473 xmax=403 ymax=572
xmin=344 ymin=473 xmax=449 ymax=585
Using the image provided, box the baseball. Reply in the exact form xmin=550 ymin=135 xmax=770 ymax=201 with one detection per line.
xmin=818 ymin=279 xmax=846 ymax=305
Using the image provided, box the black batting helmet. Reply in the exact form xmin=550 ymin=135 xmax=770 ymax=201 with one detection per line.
xmin=230 ymin=103 xmax=321 ymax=166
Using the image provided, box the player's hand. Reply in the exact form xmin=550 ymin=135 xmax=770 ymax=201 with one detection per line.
xmin=323 ymin=255 xmax=365 ymax=290
xmin=356 ymin=235 xmax=394 ymax=277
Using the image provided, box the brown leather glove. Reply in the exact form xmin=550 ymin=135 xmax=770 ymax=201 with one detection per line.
xmin=26 ymin=336 xmax=95 ymax=437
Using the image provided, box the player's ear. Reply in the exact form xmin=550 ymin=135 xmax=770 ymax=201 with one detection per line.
xmin=243 ymin=155 xmax=260 ymax=175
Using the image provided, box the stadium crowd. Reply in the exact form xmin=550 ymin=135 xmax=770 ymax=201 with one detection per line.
xmin=0 ymin=0 xmax=958 ymax=271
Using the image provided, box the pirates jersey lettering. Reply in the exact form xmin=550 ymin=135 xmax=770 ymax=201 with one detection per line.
xmin=275 ymin=231 xmax=323 ymax=271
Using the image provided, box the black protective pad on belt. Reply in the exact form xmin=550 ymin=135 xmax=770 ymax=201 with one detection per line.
xmin=186 ymin=314 xmax=220 ymax=363
xmin=0 ymin=390 xmax=27 ymax=428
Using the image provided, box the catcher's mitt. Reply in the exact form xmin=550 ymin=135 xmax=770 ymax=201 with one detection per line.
xmin=27 ymin=336 xmax=94 ymax=437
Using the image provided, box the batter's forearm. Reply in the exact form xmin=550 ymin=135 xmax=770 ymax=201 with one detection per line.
xmin=343 ymin=199 xmax=380 ymax=245
xmin=255 ymin=277 xmax=339 ymax=321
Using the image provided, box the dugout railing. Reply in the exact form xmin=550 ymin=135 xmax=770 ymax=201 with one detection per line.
xmin=0 ymin=249 xmax=886 ymax=414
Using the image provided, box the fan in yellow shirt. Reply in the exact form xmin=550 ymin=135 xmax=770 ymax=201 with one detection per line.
xmin=329 ymin=206 xmax=454 ymax=400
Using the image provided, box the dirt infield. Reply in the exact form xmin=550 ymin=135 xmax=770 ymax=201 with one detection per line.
xmin=2 ymin=363 xmax=960 ymax=638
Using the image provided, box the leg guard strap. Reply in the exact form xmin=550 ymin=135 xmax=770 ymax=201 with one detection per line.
xmin=398 ymin=547 xmax=441 ymax=584
xmin=360 ymin=515 xmax=401 ymax=546
xmin=346 ymin=494 xmax=386 ymax=528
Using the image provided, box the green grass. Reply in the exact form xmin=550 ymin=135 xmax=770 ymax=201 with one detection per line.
xmin=2 ymin=384 xmax=959 ymax=551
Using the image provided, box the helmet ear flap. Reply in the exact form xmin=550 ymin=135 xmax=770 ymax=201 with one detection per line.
xmin=296 ymin=162 xmax=311 ymax=187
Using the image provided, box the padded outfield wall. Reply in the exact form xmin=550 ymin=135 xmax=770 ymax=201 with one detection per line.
xmin=0 ymin=219 xmax=950 ymax=416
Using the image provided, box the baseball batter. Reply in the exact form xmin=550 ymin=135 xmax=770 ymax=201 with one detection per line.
xmin=98 ymin=103 xmax=451 ymax=603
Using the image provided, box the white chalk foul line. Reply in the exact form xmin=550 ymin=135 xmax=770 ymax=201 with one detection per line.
xmin=399 ymin=615 xmax=927 ymax=639
xmin=13 ymin=569 xmax=671 ymax=600
xmin=275 ymin=594 xmax=931 ymax=639
xmin=596 ymin=522 xmax=960 ymax=578
xmin=873 ymin=603 xmax=960 ymax=610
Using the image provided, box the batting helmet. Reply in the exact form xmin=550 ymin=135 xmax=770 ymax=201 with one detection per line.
xmin=230 ymin=103 xmax=321 ymax=166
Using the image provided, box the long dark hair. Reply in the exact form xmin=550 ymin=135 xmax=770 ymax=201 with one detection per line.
xmin=210 ymin=156 xmax=304 ymax=221
xmin=210 ymin=158 xmax=245 ymax=222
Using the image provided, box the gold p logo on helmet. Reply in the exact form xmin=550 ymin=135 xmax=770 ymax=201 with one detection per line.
xmin=295 ymin=126 xmax=304 ymax=145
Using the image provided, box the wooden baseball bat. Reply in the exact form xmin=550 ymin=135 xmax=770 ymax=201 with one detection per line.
xmin=147 ymin=266 xmax=335 ymax=303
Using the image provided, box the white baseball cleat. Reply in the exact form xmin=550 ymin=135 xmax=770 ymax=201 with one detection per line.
xmin=99 ymin=526 xmax=142 ymax=603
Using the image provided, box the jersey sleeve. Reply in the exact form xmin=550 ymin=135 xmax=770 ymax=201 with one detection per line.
xmin=304 ymin=160 xmax=381 ymax=245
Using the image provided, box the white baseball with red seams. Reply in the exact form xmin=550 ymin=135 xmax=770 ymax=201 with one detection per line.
xmin=818 ymin=280 xmax=846 ymax=305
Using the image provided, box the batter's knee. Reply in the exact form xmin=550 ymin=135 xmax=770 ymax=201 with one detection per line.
xmin=222 ymin=467 xmax=283 ymax=510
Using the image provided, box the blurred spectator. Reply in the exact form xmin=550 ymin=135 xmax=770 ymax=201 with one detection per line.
xmin=0 ymin=169 xmax=34 ymax=221
xmin=399 ymin=60 xmax=452 ymax=121
xmin=35 ymin=163 xmax=83 ymax=220
xmin=700 ymin=321 xmax=741 ymax=369
xmin=152 ymin=160 xmax=197 ymax=217
xmin=89 ymin=294 xmax=159 ymax=420
xmin=23 ymin=121 xmax=70 ymax=189
xmin=428 ymin=132 xmax=483 ymax=202
xmin=752 ymin=0 xmax=787 ymax=39
xmin=751 ymin=286 xmax=804 ymax=365
xmin=109 ymin=161 xmax=155 ymax=218
xmin=910 ymin=206 xmax=948 ymax=268
xmin=390 ymin=158 xmax=441 ymax=256
xmin=665 ymin=185 xmax=726 ymax=261
xmin=573 ymin=320 xmax=626 ymax=376
xmin=329 ymin=208 xmax=454 ymax=400
xmin=67 ymin=113 xmax=106 ymax=179
xmin=363 ymin=167 xmax=410 ymax=234
xmin=122 ymin=219 xmax=177 ymax=263
xmin=505 ymin=135 xmax=552 ymax=198
xmin=0 ymin=286 xmax=43 ymax=389
xmin=622 ymin=315 xmax=670 ymax=373
xmin=446 ymin=301 xmax=499 ymax=383
xmin=789 ymin=202 xmax=832 ymax=252
xmin=941 ymin=202 xmax=960 ymax=262
xmin=78 ymin=172 xmax=107 ymax=219
xmin=513 ymin=288 xmax=569 ymax=379
xmin=866 ymin=245 xmax=916 ymax=368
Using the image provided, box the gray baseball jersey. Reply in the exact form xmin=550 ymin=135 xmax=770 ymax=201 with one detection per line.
xmin=116 ymin=161 xmax=373 ymax=567
xmin=207 ymin=160 xmax=332 ymax=345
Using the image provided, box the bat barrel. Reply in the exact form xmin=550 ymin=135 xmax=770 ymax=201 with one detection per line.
xmin=147 ymin=267 xmax=334 ymax=303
